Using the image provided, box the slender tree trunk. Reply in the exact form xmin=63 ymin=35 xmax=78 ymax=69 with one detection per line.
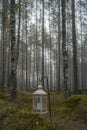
xmin=61 ymin=0 xmax=69 ymax=97
xmin=16 ymin=0 xmax=21 ymax=89
xmin=35 ymin=0 xmax=38 ymax=86
xmin=21 ymin=4 xmax=25 ymax=90
xmin=79 ymin=1 xmax=84 ymax=89
xmin=0 ymin=7 xmax=3 ymax=88
xmin=16 ymin=0 xmax=21 ymax=68
xmin=57 ymin=0 xmax=61 ymax=93
xmin=7 ymin=38 xmax=11 ymax=88
xmin=42 ymin=0 xmax=44 ymax=87
xmin=25 ymin=1 xmax=28 ymax=90
xmin=48 ymin=4 xmax=52 ymax=90
xmin=28 ymin=4 xmax=33 ymax=89
xmin=21 ymin=27 xmax=24 ymax=90
xmin=1 ymin=0 xmax=8 ymax=90
xmin=10 ymin=0 xmax=17 ymax=99
xmin=50 ymin=32 xmax=52 ymax=90
xmin=72 ymin=0 xmax=78 ymax=93
xmin=28 ymin=39 xmax=31 ymax=89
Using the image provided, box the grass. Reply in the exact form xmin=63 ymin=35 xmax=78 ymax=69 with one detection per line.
xmin=0 ymin=89 xmax=87 ymax=130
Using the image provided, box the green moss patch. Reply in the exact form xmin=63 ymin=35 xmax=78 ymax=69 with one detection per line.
xmin=0 ymin=107 xmax=50 ymax=130
xmin=0 ymin=99 xmax=5 ymax=105
xmin=66 ymin=95 xmax=82 ymax=108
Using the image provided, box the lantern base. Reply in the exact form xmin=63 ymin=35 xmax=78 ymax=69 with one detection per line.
xmin=33 ymin=109 xmax=48 ymax=114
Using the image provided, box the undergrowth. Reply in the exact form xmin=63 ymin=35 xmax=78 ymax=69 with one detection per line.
xmin=0 ymin=89 xmax=87 ymax=130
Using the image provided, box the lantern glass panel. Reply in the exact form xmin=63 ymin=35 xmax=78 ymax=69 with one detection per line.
xmin=42 ymin=97 xmax=47 ymax=109
xmin=33 ymin=96 xmax=42 ymax=109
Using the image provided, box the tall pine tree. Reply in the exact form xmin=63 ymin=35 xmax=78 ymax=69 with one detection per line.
xmin=61 ymin=0 xmax=69 ymax=97
xmin=10 ymin=0 xmax=17 ymax=99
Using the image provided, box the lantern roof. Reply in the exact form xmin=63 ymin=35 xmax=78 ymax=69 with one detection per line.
xmin=33 ymin=85 xmax=47 ymax=95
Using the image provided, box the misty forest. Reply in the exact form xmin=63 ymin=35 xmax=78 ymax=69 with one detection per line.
xmin=0 ymin=0 xmax=87 ymax=130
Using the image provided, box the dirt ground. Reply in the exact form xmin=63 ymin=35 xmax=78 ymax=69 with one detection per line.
xmin=55 ymin=119 xmax=87 ymax=130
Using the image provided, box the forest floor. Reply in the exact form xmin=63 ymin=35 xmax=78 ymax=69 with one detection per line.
xmin=55 ymin=119 xmax=87 ymax=130
xmin=0 ymin=89 xmax=87 ymax=130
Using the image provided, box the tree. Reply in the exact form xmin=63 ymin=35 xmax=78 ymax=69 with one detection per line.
xmin=48 ymin=2 xmax=52 ymax=90
xmin=1 ymin=0 xmax=8 ymax=90
xmin=35 ymin=0 xmax=38 ymax=86
xmin=61 ymin=0 xmax=69 ymax=97
xmin=42 ymin=0 xmax=45 ymax=87
xmin=79 ymin=0 xmax=84 ymax=89
xmin=77 ymin=0 xmax=86 ymax=89
xmin=72 ymin=0 xmax=78 ymax=93
xmin=25 ymin=1 xmax=28 ymax=90
xmin=16 ymin=0 xmax=21 ymax=68
xmin=10 ymin=0 xmax=17 ymax=99
xmin=57 ymin=0 xmax=61 ymax=93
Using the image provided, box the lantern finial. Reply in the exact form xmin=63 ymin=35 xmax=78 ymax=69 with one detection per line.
xmin=38 ymin=84 xmax=42 ymax=89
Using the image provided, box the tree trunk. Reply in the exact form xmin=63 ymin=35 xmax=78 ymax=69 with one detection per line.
xmin=61 ymin=0 xmax=69 ymax=97
xmin=35 ymin=0 xmax=38 ymax=86
xmin=57 ymin=0 xmax=61 ymax=93
xmin=1 ymin=0 xmax=8 ymax=90
xmin=42 ymin=0 xmax=44 ymax=87
xmin=16 ymin=0 xmax=21 ymax=68
xmin=79 ymin=1 xmax=84 ymax=89
xmin=72 ymin=0 xmax=78 ymax=93
xmin=10 ymin=0 xmax=17 ymax=99
xmin=25 ymin=1 xmax=28 ymax=90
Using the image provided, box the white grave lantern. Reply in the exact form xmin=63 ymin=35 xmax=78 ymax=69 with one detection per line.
xmin=33 ymin=85 xmax=48 ymax=114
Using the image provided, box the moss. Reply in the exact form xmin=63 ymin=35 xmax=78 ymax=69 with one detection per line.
xmin=66 ymin=95 xmax=82 ymax=108
xmin=18 ymin=91 xmax=32 ymax=103
xmin=3 ymin=109 xmax=50 ymax=130
xmin=0 ymin=89 xmax=11 ymax=100
xmin=0 ymin=99 xmax=5 ymax=105
xmin=0 ymin=106 xmax=17 ymax=122
xmin=0 ymin=103 xmax=50 ymax=130
xmin=64 ymin=95 xmax=87 ymax=122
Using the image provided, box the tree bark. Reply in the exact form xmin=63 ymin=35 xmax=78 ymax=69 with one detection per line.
xmin=72 ymin=0 xmax=78 ymax=93
xmin=10 ymin=0 xmax=17 ymax=99
xmin=61 ymin=0 xmax=69 ymax=97
xmin=1 ymin=0 xmax=8 ymax=90
xmin=57 ymin=0 xmax=61 ymax=93
xmin=16 ymin=0 xmax=21 ymax=68
xmin=42 ymin=0 xmax=45 ymax=87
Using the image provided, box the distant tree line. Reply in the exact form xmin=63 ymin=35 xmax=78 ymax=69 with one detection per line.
xmin=0 ymin=0 xmax=87 ymax=99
